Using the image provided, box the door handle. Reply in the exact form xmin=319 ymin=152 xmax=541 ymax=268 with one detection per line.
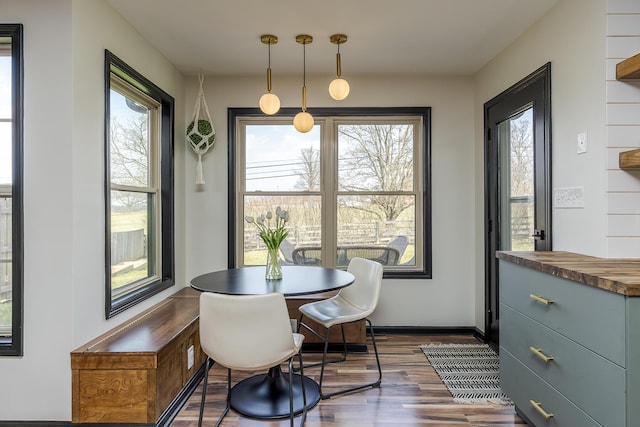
xmin=531 ymin=229 xmax=545 ymax=240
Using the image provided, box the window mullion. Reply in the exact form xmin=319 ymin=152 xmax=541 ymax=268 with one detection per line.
xmin=110 ymin=184 xmax=156 ymax=193
xmin=322 ymin=118 xmax=338 ymax=268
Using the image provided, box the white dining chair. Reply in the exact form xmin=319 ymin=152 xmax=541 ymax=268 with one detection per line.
xmin=297 ymin=257 xmax=383 ymax=399
xmin=198 ymin=292 xmax=307 ymax=426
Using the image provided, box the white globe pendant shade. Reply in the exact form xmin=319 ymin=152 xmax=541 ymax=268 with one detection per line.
xmin=329 ymin=78 xmax=350 ymax=101
xmin=259 ymin=92 xmax=280 ymax=115
xmin=293 ymin=111 xmax=314 ymax=133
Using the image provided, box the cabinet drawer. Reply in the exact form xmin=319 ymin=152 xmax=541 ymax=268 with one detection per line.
xmin=499 ymin=261 xmax=625 ymax=366
xmin=500 ymin=349 xmax=602 ymax=427
xmin=500 ymin=304 xmax=624 ymax=427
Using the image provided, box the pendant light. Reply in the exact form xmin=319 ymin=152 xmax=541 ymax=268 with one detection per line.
xmin=293 ymin=34 xmax=314 ymax=133
xmin=259 ymin=34 xmax=280 ymax=115
xmin=328 ymin=34 xmax=350 ymax=101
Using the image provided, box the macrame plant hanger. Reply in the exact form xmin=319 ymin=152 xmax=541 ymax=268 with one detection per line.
xmin=186 ymin=73 xmax=216 ymax=184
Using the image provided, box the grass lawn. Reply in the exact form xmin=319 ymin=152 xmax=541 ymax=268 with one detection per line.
xmin=111 ymin=210 xmax=147 ymax=233
xmin=112 ymin=268 xmax=148 ymax=290
xmin=245 ymin=250 xmax=268 ymax=265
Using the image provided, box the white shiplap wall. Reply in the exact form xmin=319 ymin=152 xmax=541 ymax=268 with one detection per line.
xmin=607 ymin=0 xmax=640 ymax=257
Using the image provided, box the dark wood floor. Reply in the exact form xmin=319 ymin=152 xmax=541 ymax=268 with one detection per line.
xmin=171 ymin=334 xmax=526 ymax=426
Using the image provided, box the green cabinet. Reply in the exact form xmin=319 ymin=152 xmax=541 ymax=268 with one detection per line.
xmin=499 ymin=260 xmax=640 ymax=427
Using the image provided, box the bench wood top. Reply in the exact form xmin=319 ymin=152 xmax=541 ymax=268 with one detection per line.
xmin=71 ymin=287 xmax=200 ymax=360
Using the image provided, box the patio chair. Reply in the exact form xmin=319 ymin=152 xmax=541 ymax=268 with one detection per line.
xmin=280 ymin=239 xmax=296 ymax=265
xmin=339 ymin=246 xmax=400 ymax=266
xmin=387 ymin=235 xmax=409 ymax=260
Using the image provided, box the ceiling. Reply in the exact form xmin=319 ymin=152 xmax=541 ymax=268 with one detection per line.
xmin=107 ymin=0 xmax=558 ymax=78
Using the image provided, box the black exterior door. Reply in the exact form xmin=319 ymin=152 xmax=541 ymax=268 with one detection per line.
xmin=484 ymin=63 xmax=552 ymax=346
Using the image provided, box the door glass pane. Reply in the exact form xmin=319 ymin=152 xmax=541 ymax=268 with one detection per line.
xmin=243 ymin=195 xmax=322 ymax=265
xmin=0 ymin=197 xmax=11 ymax=335
xmin=245 ymin=124 xmax=320 ymax=192
xmin=499 ymin=107 xmax=534 ymax=251
xmin=109 ymin=89 xmax=150 ymax=187
xmin=337 ymin=195 xmax=415 ymax=267
xmin=110 ymin=190 xmax=154 ymax=293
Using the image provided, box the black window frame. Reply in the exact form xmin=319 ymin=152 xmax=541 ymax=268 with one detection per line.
xmin=0 ymin=24 xmax=24 ymax=357
xmin=104 ymin=50 xmax=175 ymax=318
xmin=228 ymin=107 xmax=432 ymax=279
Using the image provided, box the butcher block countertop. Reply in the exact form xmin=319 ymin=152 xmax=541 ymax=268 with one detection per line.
xmin=496 ymin=251 xmax=640 ymax=297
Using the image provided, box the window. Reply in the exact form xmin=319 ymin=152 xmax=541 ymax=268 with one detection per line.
xmin=229 ymin=107 xmax=431 ymax=278
xmin=105 ymin=51 xmax=174 ymax=318
xmin=0 ymin=24 xmax=23 ymax=356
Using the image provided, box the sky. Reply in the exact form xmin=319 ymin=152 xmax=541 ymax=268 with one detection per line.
xmin=245 ymin=123 xmax=320 ymax=191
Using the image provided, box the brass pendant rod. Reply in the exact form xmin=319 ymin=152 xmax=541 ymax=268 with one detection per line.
xmin=330 ymin=34 xmax=347 ymax=79
xmin=267 ymin=42 xmax=272 ymax=92
xmin=302 ymin=42 xmax=307 ymax=111
xmin=296 ymin=34 xmax=313 ymax=112
xmin=302 ymin=85 xmax=307 ymax=112
xmin=261 ymin=35 xmax=278 ymax=93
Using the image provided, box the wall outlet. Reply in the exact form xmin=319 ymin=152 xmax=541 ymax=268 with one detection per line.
xmin=577 ymin=132 xmax=588 ymax=154
xmin=187 ymin=345 xmax=195 ymax=369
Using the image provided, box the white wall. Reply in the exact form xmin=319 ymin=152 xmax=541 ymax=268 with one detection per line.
xmin=0 ymin=0 xmax=185 ymax=421
xmin=605 ymin=0 xmax=640 ymax=257
xmin=473 ymin=0 xmax=607 ymax=328
xmin=184 ymin=74 xmax=478 ymax=328
xmin=0 ymin=0 xmax=75 ymax=421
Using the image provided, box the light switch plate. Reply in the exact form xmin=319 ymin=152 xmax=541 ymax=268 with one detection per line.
xmin=187 ymin=345 xmax=195 ymax=369
xmin=553 ymin=186 xmax=585 ymax=208
xmin=577 ymin=132 xmax=587 ymax=154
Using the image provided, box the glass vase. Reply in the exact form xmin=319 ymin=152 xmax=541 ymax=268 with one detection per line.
xmin=265 ymin=246 xmax=283 ymax=280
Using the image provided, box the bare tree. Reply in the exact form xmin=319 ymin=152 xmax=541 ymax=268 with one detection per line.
xmin=110 ymin=113 xmax=149 ymax=211
xmin=337 ymin=124 xmax=413 ymax=221
xmin=509 ymin=118 xmax=533 ymax=197
xmin=507 ymin=116 xmax=534 ymax=246
xmin=294 ymin=146 xmax=320 ymax=191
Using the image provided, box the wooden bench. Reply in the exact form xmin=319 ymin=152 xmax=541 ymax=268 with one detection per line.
xmin=71 ymin=287 xmax=206 ymax=425
xmin=70 ymin=288 xmax=366 ymax=425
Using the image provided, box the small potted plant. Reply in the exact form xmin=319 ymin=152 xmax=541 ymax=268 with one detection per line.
xmin=245 ymin=206 xmax=289 ymax=280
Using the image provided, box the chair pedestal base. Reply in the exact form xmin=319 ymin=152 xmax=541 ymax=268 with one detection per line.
xmin=230 ymin=366 xmax=320 ymax=419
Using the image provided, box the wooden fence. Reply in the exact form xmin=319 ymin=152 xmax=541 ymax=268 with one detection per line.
xmin=111 ymin=229 xmax=146 ymax=264
xmin=244 ymin=220 xmax=415 ymax=250
xmin=0 ymin=198 xmax=11 ymax=301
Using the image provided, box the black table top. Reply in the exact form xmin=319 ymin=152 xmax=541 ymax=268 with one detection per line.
xmin=190 ymin=265 xmax=355 ymax=296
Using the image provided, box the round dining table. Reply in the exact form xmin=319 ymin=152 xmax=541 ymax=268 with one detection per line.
xmin=191 ymin=265 xmax=355 ymax=419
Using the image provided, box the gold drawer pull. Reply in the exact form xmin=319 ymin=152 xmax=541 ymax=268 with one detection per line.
xmin=530 ymin=293 xmax=554 ymax=305
xmin=530 ymin=400 xmax=554 ymax=419
xmin=530 ymin=346 xmax=554 ymax=362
